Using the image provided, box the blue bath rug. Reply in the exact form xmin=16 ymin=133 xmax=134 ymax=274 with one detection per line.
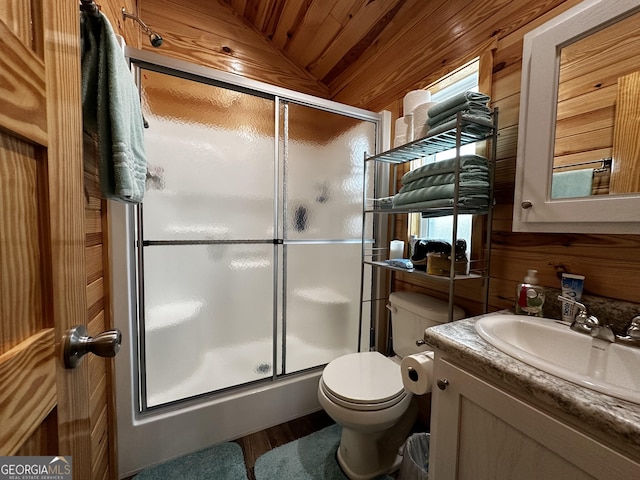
xmin=134 ymin=441 xmax=247 ymax=480
xmin=254 ymin=424 xmax=392 ymax=480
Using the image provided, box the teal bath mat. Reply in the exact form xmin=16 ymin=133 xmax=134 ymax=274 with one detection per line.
xmin=134 ymin=441 xmax=247 ymax=480
xmin=254 ymin=424 xmax=392 ymax=480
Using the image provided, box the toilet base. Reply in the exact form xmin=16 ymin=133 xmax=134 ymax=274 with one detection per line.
xmin=334 ymin=398 xmax=417 ymax=479
xmin=337 ymin=446 xmax=402 ymax=480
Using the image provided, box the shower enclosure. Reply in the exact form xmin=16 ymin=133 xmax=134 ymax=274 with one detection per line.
xmin=113 ymin=50 xmax=385 ymax=475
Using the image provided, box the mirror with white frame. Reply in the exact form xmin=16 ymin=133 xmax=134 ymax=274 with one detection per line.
xmin=513 ymin=0 xmax=640 ymax=234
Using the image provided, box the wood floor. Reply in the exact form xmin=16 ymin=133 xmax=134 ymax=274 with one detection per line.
xmin=123 ymin=409 xmax=427 ymax=479
xmin=233 ymin=410 xmax=336 ymax=480
xmin=121 ymin=410 xmax=335 ymax=480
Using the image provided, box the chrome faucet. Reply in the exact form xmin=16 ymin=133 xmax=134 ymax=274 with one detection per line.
xmin=557 ymin=295 xmax=615 ymax=342
xmin=558 ymin=295 xmax=640 ymax=346
xmin=617 ymin=316 xmax=640 ymax=347
xmin=587 ymin=317 xmax=616 ymax=343
xmin=627 ymin=316 xmax=640 ymax=340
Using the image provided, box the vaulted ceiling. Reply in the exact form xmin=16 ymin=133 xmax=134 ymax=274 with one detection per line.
xmin=141 ymin=0 xmax=570 ymax=111
xmin=220 ymin=0 xmax=571 ymax=111
xmin=223 ymin=0 xmax=408 ymax=90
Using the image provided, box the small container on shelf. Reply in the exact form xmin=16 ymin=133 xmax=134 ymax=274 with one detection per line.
xmin=427 ymin=253 xmax=449 ymax=275
xmin=426 ymin=253 xmax=468 ymax=276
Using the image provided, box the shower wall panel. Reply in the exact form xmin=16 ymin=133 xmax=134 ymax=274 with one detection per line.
xmin=282 ymin=103 xmax=376 ymax=373
xmin=136 ymin=67 xmax=378 ymax=408
xmin=139 ymin=69 xmax=277 ymax=407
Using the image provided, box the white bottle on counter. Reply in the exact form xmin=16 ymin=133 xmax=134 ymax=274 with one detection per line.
xmin=515 ymin=269 xmax=545 ymax=317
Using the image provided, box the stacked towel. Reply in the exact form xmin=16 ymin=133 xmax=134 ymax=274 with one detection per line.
xmin=427 ymin=91 xmax=493 ymax=139
xmin=393 ymin=155 xmax=491 ymax=217
xmin=81 ymin=12 xmax=147 ymax=204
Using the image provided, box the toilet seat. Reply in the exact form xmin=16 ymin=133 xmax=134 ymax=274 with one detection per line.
xmin=321 ymin=352 xmax=407 ymax=412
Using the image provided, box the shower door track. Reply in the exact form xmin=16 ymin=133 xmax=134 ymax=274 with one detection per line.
xmin=142 ymin=239 xmax=282 ymax=246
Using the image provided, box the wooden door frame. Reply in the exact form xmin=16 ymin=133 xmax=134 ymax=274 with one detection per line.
xmin=45 ymin=2 xmax=93 ymax=477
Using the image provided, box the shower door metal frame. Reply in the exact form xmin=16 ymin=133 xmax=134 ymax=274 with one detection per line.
xmin=124 ymin=47 xmax=387 ymax=413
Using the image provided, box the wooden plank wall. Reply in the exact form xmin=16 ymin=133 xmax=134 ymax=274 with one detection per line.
xmin=363 ymin=0 xmax=640 ymax=315
xmin=139 ymin=0 xmax=329 ymax=98
xmin=555 ymin=9 xmax=640 ymax=186
xmin=74 ymin=3 xmax=638 ymax=475
xmin=119 ymin=0 xmax=639 ymax=316
xmin=82 ymin=2 xmax=140 ymax=478
xmin=82 ymin=135 xmax=115 ymax=480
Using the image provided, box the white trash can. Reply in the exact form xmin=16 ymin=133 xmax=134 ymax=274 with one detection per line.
xmin=398 ymin=433 xmax=429 ymax=480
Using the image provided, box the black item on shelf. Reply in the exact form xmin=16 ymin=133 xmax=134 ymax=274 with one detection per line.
xmin=411 ymin=240 xmax=450 ymax=271
xmin=454 ymin=239 xmax=467 ymax=261
xmin=411 ymin=238 xmax=468 ymax=272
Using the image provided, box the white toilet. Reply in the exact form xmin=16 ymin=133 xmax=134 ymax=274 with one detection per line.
xmin=318 ymin=291 xmax=465 ymax=480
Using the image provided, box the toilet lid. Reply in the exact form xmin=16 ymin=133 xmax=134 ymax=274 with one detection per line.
xmin=321 ymin=352 xmax=406 ymax=409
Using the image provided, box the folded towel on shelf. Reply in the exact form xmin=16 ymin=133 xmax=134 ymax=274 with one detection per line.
xmin=392 ymin=182 xmax=490 ymax=207
xmin=390 ymin=197 xmax=491 ymax=218
xmin=427 ymin=115 xmax=494 ymax=139
xmin=81 ymin=12 xmax=147 ymax=204
xmin=551 ymin=169 xmax=594 ymax=198
xmin=401 ymin=154 xmax=489 ymax=184
xmin=428 ymin=104 xmax=492 ymax=127
xmin=427 ymin=91 xmax=491 ymax=119
xmin=398 ymin=170 xmax=489 ymax=194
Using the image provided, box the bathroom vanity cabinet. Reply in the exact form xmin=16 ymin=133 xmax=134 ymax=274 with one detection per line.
xmin=424 ymin=313 xmax=640 ymax=479
xmin=428 ymin=353 xmax=640 ymax=480
xmin=361 ymin=111 xmax=498 ymax=322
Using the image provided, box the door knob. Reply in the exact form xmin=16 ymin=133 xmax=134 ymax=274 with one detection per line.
xmin=63 ymin=325 xmax=122 ymax=369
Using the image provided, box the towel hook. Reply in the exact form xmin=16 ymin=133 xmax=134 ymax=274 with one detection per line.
xmin=79 ymin=0 xmax=101 ymax=17
xmin=122 ymin=8 xmax=163 ymax=47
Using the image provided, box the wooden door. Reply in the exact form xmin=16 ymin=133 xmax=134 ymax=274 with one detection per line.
xmin=0 ymin=1 xmax=94 ymax=478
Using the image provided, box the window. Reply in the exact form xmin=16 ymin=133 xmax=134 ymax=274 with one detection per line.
xmin=409 ymin=59 xmax=480 ymax=258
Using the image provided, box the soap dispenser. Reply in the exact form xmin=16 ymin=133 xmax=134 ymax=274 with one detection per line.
xmin=516 ymin=269 xmax=545 ymax=317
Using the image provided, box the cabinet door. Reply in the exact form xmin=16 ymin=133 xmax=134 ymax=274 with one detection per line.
xmin=429 ymin=358 xmax=640 ymax=480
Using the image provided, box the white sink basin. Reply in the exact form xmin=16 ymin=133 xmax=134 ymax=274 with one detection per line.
xmin=475 ymin=314 xmax=640 ymax=404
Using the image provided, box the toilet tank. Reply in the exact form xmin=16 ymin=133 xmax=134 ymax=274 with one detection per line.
xmin=388 ymin=291 xmax=465 ymax=358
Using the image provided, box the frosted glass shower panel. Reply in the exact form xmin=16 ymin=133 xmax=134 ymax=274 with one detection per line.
xmin=140 ymin=69 xmax=276 ymax=241
xmin=284 ymin=103 xmax=376 ymax=240
xmin=142 ymin=244 xmax=275 ymax=407
xmin=285 ymin=243 xmax=364 ymax=372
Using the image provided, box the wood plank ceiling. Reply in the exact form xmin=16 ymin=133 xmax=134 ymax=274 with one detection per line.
xmin=222 ymin=0 xmax=568 ymax=111
xmin=223 ymin=0 xmax=410 ymax=106
xmin=224 ymin=0 xmax=405 ymax=84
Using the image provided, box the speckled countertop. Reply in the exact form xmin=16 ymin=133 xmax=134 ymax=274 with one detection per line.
xmin=424 ymin=310 xmax=640 ymax=456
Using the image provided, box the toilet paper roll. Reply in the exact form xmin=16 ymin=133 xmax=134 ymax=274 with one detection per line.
xmin=404 ymin=114 xmax=414 ymax=143
xmin=412 ymin=101 xmax=438 ymax=140
xmin=401 ymin=352 xmax=434 ymax=395
xmin=393 ymin=134 xmax=406 ymax=148
xmin=394 ymin=116 xmax=413 ymax=141
xmin=403 ymin=90 xmax=432 ymax=115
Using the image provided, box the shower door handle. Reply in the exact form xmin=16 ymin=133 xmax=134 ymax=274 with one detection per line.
xmin=63 ymin=325 xmax=122 ymax=369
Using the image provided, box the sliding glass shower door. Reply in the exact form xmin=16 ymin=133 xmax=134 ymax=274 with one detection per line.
xmin=139 ymin=69 xmax=278 ymax=407
xmin=282 ymin=102 xmax=375 ymax=372
xmin=135 ymin=66 xmax=377 ymax=409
